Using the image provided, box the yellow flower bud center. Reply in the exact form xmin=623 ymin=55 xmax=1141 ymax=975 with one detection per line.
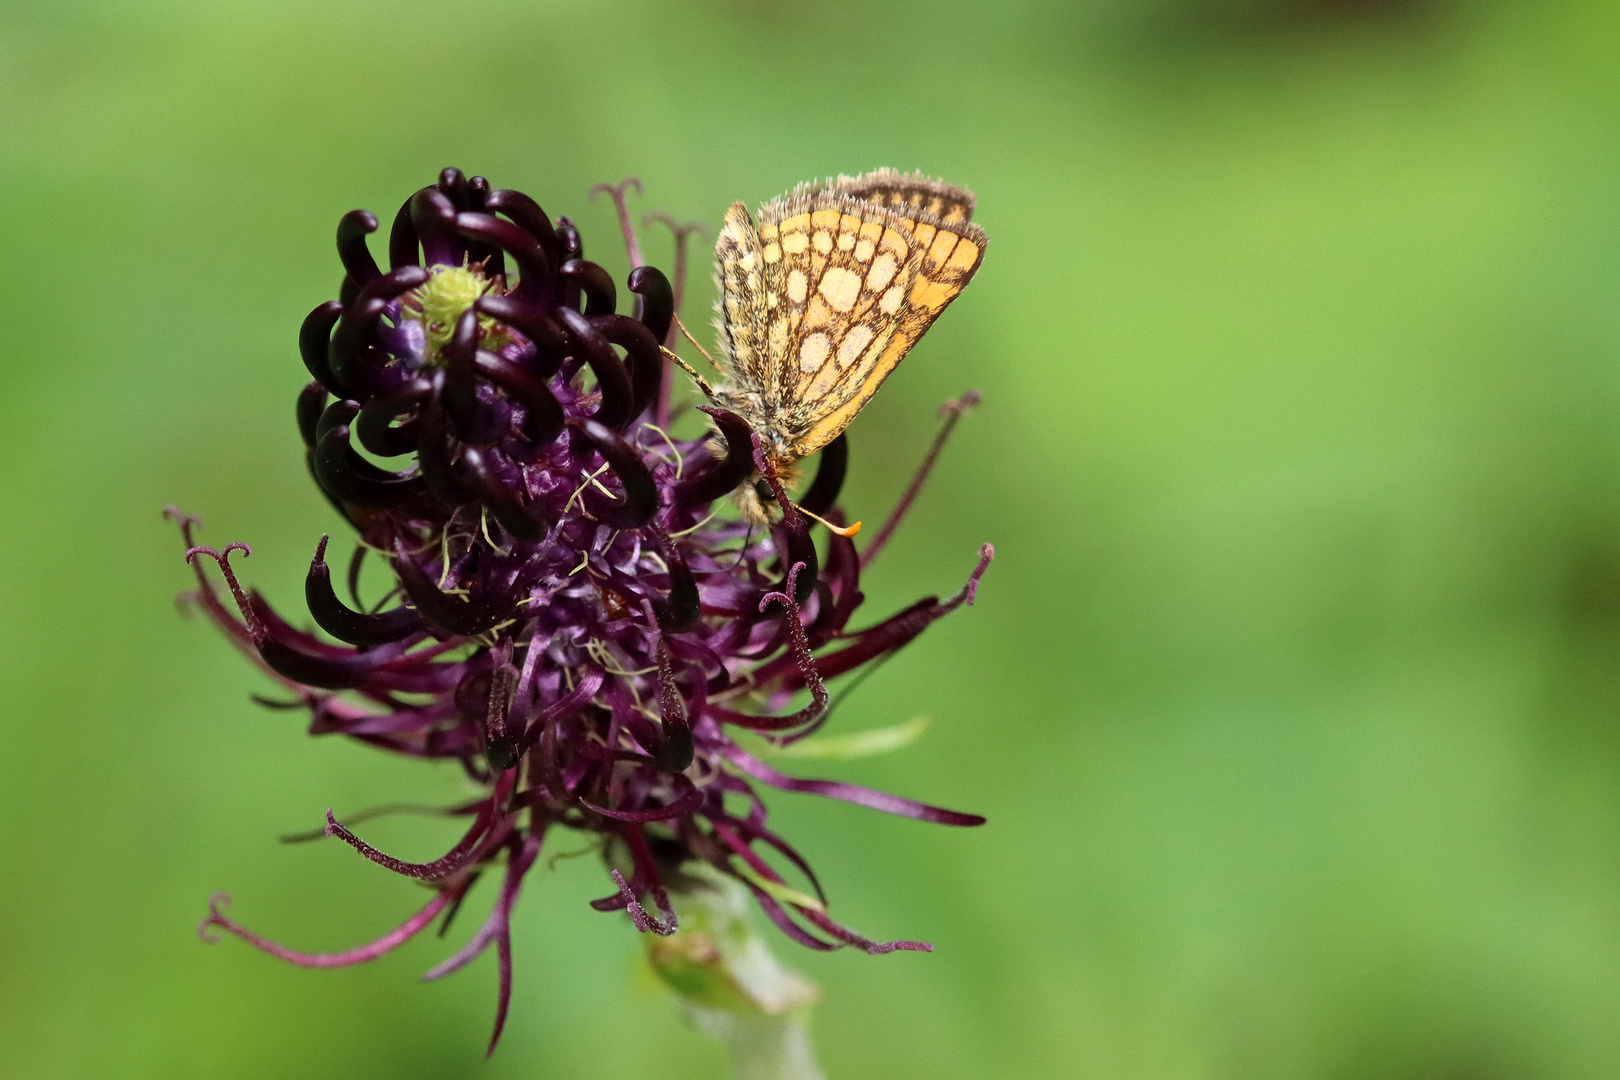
xmin=404 ymin=262 xmax=510 ymax=364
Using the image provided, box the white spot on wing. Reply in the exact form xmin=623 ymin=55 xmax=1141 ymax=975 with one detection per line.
xmin=818 ymin=266 xmax=862 ymax=312
xmin=837 ymin=324 xmax=875 ymax=368
xmin=866 ymin=253 xmax=898 ymax=292
xmin=799 ymin=332 xmax=830 ymax=373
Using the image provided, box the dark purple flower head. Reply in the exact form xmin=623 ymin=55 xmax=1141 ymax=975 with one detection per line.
xmin=175 ymin=168 xmax=992 ymax=1054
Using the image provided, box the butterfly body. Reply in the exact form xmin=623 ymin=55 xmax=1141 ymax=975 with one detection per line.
xmin=707 ymin=170 xmax=987 ymax=514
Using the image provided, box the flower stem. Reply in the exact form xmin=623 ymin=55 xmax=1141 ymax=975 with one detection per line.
xmin=646 ymin=868 xmax=827 ymax=1080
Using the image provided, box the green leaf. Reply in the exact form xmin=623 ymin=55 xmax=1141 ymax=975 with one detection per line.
xmin=767 ymin=716 xmax=931 ymax=761
xmin=729 ymin=861 xmax=826 ymax=914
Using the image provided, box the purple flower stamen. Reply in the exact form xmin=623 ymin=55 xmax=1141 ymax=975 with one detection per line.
xmin=198 ymin=887 xmax=461 ymax=968
xmin=609 ymin=869 xmax=678 ymax=937
xmin=177 ymin=169 xmax=995 ymax=1052
xmin=589 ymin=177 xmax=646 ymax=269
xmin=862 ymin=390 xmax=982 ymax=569
xmin=323 ymin=770 xmax=517 ymax=881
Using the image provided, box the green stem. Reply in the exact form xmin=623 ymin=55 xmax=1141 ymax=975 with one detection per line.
xmin=644 ymin=867 xmax=827 ymax=1080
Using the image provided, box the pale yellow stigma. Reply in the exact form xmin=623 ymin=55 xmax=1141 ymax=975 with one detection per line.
xmin=404 ymin=261 xmax=510 ymax=363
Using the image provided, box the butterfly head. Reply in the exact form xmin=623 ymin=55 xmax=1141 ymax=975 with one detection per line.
xmin=717 ymin=431 xmax=802 ymax=529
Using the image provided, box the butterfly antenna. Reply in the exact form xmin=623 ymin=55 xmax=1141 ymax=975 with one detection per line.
xmin=672 ymin=313 xmax=724 ymax=371
xmin=658 ymin=345 xmax=716 ymax=400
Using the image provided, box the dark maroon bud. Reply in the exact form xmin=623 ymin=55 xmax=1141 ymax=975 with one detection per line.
xmin=390 ymin=539 xmax=518 ymax=637
xmin=476 ymin=293 xmax=565 ymax=360
xmin=472 ymin=351 xmax=564 ymax=444
xmin=254 ymin=636 xmax=371 ymax=690
xmin=295 ymin=381 xmax=327 ymax=451
xmin=298 ymin=300 xmax=343 ymax=389
xmin=461 ymin=445 xmax=548 ymax=542
xmin=314 ymin=398 xmax=359 ymax=443
xmin=556 ymin=216 xmax=581 ymax=258
xmin=387 ymin=199 xmax=419 ymax=270
xmin=566 ymin=418 xmax=656 ymax=529
xmin=559 ymin=258 xmax=615 ymax=316
xmin=437 ymin=167 xmax=470 ymax=209
xmin=328 ymin=265 xmax=428 ymax=390
xmin=415 ymin=386 xmax=475 ymax=506
xmin=674 ymin=407 xmax=754 ymax=505
xmin=484 ymin=187 xmax=561 ymax=263
xmin=355 ymin=379 xmax=429 ymax=458
xmin=594 ymin=314 xmax=663 ymax=421
xmin=335 ymin=209 xmax=381 ymax=287
xmin=556 ymin=308 xmax=634 ymax=431
xmin=454 ymin=212 xmax=551 ymax=303
xmin=648 ymin=524 xmax=699 ymax=633
xmin=313 ymin=425 xmax=424 ymax=508
xmin=797 ymin=432 xmax=848 ymax=519
xmin=627 ymin=265 xmax=673 ymax=345
xmin=443 ymin=310 xmax=511 ymax=444
xmin=304 ymin=535 xmax=422 ymax=646
xmin=410 ymin=186 xmax=462 ymax=267
xmin=182 ymin=544 xmax=407 ymax=691
xmin=344 ymin=543 xmax=367 ymax=609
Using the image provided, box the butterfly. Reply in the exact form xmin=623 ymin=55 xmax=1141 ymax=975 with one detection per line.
xmin=669 ymin=169 xmax=988 ymax=526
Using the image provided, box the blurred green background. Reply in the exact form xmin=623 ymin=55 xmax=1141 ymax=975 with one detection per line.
xmin=4 ymin=0 xmax=1620 ymax=1076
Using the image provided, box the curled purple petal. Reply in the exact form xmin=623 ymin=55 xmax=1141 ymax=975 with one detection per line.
xmin=722 ymin=743 xmax=986 ymax=827
xmin=608 ymin=869 xmax=676 ymax=937
xmin=324 ymin=772 xmax=514 ymax=881
xmin=579 ymin=772 xmax=702 ymax=822
xmin=198 ymin=889 xmax=454 ymax=968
